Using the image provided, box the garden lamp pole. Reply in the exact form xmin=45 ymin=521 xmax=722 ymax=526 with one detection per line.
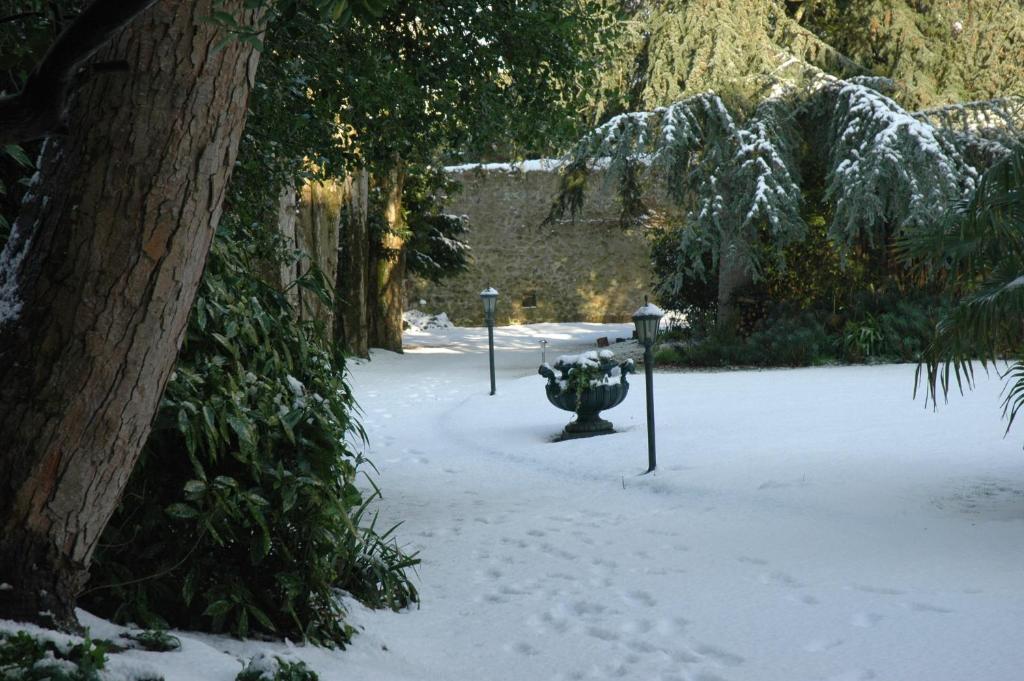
xmin=480 ymin=286 xmax=499 ymax=395
xmin=633 ymin=297 xmax=664 ymax=474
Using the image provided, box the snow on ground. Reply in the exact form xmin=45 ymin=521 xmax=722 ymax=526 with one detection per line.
xmin=6 ymin=322 xmax=1024 ymax=681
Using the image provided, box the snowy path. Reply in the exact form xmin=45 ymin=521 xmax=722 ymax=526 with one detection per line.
xmin=17 ymin=323 xmax=1022 ymax=681
xmin=331 ymin=323 xmax=1024 ymax=681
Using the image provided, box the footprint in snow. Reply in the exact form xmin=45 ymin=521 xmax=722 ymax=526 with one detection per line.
xmin=547 ymin=572 xmax=575 ymax=581
xmin=539 ymin=610 xmax=569 ymax=633
xmin=693 ymin=672 xmax=732 ymax=681
xmin=654 ymin=616 xmax=690 ymax=635
xmin=803 ymin=638 xmax=844 ymax=652
xmin=736 ymin=555 xmax=769 ymax=566
xmin=670 ymin=646 xmax=702 ymax=664
xmin=511 ymin=641 xmax=539 ymax=656
xmin=540 ymin=543 xmax=576 ymax=560
xmin=908 ymin=601 xmax=953 ymax=614
xmin=586 ymin=626 xmax=619 ymax=642
xmin=626 ymin=639 xmax=658 ymax=655
xmin=624 ymin=590 xmax=657 ymax=607
xmin=822 ymin=670 xmax=876 ymax=681
xmin=759 ymin=571 xmax=805 ymax=588
xmin=850 ymin=612 xmax=884 ymax=628
xmin=620 ymin=618 xmax=653 ymax=635
xmin=570 ymin=600 xmax=607 ymax=616
xmin=695 ymin=643 xmax=745 ymax=667
xmin=852 ymin=584 xmax=905 ymax=596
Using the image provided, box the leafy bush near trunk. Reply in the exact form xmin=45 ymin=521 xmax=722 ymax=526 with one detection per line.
xmin=84 ymin=228 xmax=417 ymax=647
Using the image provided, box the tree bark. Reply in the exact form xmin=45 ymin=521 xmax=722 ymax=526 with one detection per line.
xmin=0 ymin=0 xmax=261 ymax=630
xmin=336 ymin=169 xmax=370 ymax=357
xmin=716 ymin=242 xmax=751 ymax=334
xmin=368 ymin=164 xmax=406 ymax=353
xmin=296 ymin=180 xmax=343 ymax=340
xmin=273 ymin=184 xmax=301 ymax=311
xmin=0 ymin=0 xmax=161 ymax=145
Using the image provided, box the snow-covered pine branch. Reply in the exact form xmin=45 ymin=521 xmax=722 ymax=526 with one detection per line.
xmin=824 ymin=81 xmax=976 ymax=247
xmin=913 ymin=96 xmax=1024 ymax=165
xmin=553 ymin=90 xmax=805 ymax=285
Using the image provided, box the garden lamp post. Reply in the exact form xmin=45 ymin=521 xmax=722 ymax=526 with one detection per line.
xmin=633 ymin=297 xmax=664 ymax=473
xmin=480 ymin=286 xmax=499 ymax=395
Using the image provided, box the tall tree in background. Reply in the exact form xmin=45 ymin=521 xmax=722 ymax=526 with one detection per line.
xmin=790 ymin=0 xmax=1024 ymax=109
xmin=330 ymin=0 xmax=620 ymax=351
xmin=557 ymin=0 xmax=1020 ymax=331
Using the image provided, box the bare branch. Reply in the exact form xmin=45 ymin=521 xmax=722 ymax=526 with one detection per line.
xmin=0 ymin=0 xmax=160 ymax=145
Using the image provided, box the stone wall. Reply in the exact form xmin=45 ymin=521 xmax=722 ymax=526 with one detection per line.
xmin=409 ymin=163 xmax=662 ymax=326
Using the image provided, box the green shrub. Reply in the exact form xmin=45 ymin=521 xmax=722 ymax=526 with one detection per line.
xmin=236 ymin=654 xmax=318 ymax=681
xmin=650 ymin=227 xmax=718 ymax=318
xmin=656 ymin=291 xmax=947 ymax=369
xmin=85 ymin=227 xmax=418 ymax=647
xmin=120 ymin=630 xmax=181 ymax=653
xmin=746 ymin=313 xmax=832 ymax=366
xmin=0 ymin=631 xmax=116 ymax=681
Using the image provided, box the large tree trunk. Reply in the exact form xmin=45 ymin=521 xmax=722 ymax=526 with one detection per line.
xmin=0 ymin=0 xmax=260 ymax=630
xmin=271 ymin=184 xmax=301 ymax=310
xmin=716 ymin=243 xmax=751 ymax=334
xmin=368 ymin=164 xmax=406 ymax=353
xmin=336 ymin=169 xmax=370 ymax=357
xmin=296 ymin=180 xmax=343 ymax=340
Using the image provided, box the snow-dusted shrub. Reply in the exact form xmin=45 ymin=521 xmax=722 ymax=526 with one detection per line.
xmin=0 ymin=631 xmax=150 ymax=681
xmin=86 ymin=227 xmax=418 ymax=647
xmin=236 ymin=653 xmax=317 ymax=681
xmin=118 ymin=631 xmax=180 ymax=654
xmin=403 ymin=309 xmax=454 ymax=331
xmin=550 ymin=77 xmax=990 ymax=337
xmin=541 ymin=350 xmax=635 ymax=407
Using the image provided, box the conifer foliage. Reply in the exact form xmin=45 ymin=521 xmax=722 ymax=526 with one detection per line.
xmin=553 ymin=75 xmax=986 ymax=324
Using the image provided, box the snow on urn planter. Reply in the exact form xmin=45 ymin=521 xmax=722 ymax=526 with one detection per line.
xmin=539 ymin=350 xmax=635 ymax=439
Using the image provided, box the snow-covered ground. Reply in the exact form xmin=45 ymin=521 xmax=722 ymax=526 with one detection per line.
xmin=7 ymin=322 xmax=1024 ymax=681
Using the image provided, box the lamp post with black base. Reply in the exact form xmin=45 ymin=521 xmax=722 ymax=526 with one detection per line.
xmin=480 ymin=286 xmax=499 ymax=396
xmin=633 ymin=298 xmax=664 ymax=473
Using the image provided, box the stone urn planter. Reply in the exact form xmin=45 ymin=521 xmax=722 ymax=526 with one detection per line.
xmin=539 ymin=350 xmax=635 ymax=439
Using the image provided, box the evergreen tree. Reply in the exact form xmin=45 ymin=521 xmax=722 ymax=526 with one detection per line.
xmin=553 ymin=74 xmax=991 ymax=328
xmin=792 ymin=0 xmax=1024 ymax=109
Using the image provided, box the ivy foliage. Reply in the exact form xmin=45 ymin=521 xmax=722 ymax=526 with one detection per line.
xmin=85 ymin=224 xmax=418 ymax=647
